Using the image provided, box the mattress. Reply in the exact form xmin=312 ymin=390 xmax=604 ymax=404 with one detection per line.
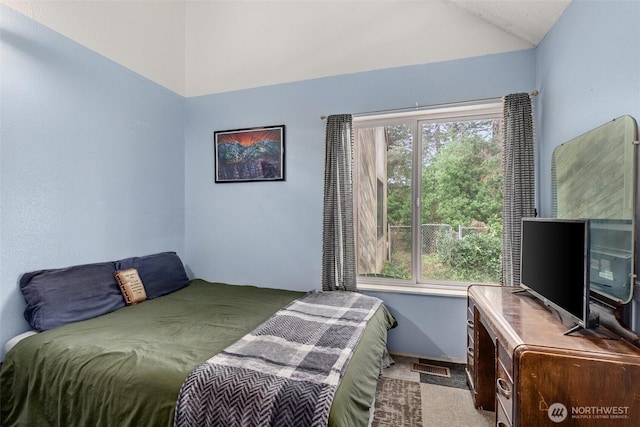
xmin=3 ymin=330 xmax=37 ymax=354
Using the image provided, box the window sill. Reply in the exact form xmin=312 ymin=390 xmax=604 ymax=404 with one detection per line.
xmin=357 ymin=282 xmax=469 ymax=298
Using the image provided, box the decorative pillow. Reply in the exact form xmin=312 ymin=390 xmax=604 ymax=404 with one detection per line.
xmin=114 ymin=268 xmax=147 ymax=305
xmin=20 ymin=261 xmax=125 ymax=332
xmin=115 ymin=252 xmax=189 ymax=299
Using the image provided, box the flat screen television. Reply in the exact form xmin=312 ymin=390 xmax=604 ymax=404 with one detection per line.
xmin=519 ymin=218 xmax=595 ymax=335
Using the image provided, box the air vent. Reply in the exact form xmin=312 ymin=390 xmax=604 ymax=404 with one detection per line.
xmin=411 ymin=362 xmax=451 ymax=377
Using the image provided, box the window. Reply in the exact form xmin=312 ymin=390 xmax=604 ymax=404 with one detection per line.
xmin=354 ymin=102 xmax=503 ymax=291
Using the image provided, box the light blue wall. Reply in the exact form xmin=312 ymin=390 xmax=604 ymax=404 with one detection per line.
xmin=184 ymin=50 xmax=536 ymax=359
xmin=0 ymin=5 xmax=186 ymax=359
xmin=535 ymin=0 xmax=640 ymax=217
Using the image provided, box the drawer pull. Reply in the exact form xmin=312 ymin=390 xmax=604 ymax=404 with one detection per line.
xmin=467 ymin=346 xmax=474 ymax=357
xmin=497 ymin=377 xmax=512 ymax=399
xmin=496 ymin=422 xmax=509 ymax=427
xmin=467 ymin=319 xmax=474 ymax=328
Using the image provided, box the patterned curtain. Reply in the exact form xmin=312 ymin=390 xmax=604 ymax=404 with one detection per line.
xmin=322 ymin=114 xmax=357 ymax=291
xmin=501 ymin=93 xmax=536 ymax=286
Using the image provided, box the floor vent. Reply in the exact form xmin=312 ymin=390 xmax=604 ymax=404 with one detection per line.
xmin=411 ymin=362 xmax=451 ymax=378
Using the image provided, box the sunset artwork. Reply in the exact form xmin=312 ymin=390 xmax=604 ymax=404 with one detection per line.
xmin=214 ymin=125 xmax=285 ymax=183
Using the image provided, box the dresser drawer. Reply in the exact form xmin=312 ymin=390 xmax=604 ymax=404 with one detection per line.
xmin=466 ymin=292 xmax=496 ymax=411
xmin=496 ymin=356 xmax=513 ymax=424
xmin=466 ymin=297 xmax=476 ymax=386
xmin=496 ymin=339 xmax=513 ymax=424
xmin=497 ymin=340 xmax=513 ymax=381
xmin=496 ymin=397 xmax=513 ymax=427
xmin=467 ymin=332 xmax=475 ymax=382
xmin=467 ymin=315 xmax=475 ymax=370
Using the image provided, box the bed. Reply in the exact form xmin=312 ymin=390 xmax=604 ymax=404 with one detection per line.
xmin=0 ymin=252 xmax=396 ymax=427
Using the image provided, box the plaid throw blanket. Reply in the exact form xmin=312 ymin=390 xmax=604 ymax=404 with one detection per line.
xmin=173 ymin=290 xmax=382 ymax=427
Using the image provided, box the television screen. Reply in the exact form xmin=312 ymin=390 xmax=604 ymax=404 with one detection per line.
xmin=520 ymin=218 xmax=591 ymax=332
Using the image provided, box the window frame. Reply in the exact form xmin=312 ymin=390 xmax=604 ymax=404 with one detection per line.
xmin=353 ymin=101 xmax=503 ymax=296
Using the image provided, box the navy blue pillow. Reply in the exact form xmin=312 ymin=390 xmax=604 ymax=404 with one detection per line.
xmin=115 ymin=252 xmax=189 ymax=299
xmin=21 ymin=261 xmax=125 ymax=332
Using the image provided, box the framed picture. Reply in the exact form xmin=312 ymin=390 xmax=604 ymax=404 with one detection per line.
xmin=214 ymin=125 xmax=285 ymax=183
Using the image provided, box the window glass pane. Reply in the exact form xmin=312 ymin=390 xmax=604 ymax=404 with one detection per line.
xmin=356 ymin=124 xmax=413 ymax=280
xmin=420 ymin=118 xmax=503 ymax=283
xmin=355 ymin=103 xmax=503 ymax=288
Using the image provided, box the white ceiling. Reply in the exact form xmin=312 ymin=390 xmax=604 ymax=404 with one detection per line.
xmin=2 ymin=0 xmax=571 ymax=97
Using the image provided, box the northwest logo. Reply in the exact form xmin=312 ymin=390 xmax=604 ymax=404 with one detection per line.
xmin=548 ymin=403 xmax=568 ymax=423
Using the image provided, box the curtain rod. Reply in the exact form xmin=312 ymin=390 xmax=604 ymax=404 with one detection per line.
xmin=320 ymin=90 xmax=538 ymax=120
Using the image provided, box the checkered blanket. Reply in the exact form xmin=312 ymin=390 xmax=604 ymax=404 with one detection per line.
xmin=173 ymin=290 xmax=382 ymax=427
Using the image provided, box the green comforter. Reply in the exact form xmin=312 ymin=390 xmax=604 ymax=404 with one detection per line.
xmin=0 ymin=280 xmax=396 ymax=427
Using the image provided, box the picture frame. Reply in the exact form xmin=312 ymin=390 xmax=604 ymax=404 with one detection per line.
xmin=213 ymin=125 xmax=285 ymax=183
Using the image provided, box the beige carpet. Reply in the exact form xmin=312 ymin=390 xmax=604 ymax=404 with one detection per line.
xmin=373 ymin=354 xmax=494 ymax=427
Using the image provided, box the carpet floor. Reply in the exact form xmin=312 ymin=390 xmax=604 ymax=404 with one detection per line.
xmin=373 ymin=354 xmax=494 ymax=427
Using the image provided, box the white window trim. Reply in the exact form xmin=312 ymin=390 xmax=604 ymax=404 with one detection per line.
xmin=357 ymin=282 xmax=469 ymax=298
xmin=354 ymin=102 xmax=503 ymax=297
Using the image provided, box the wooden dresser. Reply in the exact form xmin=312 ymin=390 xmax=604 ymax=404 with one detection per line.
xmin=467 ymin=285 xmax=640 ymax=426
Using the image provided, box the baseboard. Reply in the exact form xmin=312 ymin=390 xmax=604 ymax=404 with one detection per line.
xmin=388 ymin=351 xmax=466 ymax=365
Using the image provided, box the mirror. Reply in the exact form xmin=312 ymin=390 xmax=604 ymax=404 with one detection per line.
xmin=552 ymin=115 xmax=638 ymax=304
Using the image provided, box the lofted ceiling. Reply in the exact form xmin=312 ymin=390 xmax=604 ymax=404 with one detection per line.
xmin=449 ymin=0 xmax=571 ymax=46
xmin=1 ymin=0 xmax=571 ymax=97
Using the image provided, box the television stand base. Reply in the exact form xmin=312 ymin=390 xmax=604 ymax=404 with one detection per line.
xmin=564 ymin=314 xmax=601 ymax=335
xmin=563 ymin=323 xmax=584 ymax=335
